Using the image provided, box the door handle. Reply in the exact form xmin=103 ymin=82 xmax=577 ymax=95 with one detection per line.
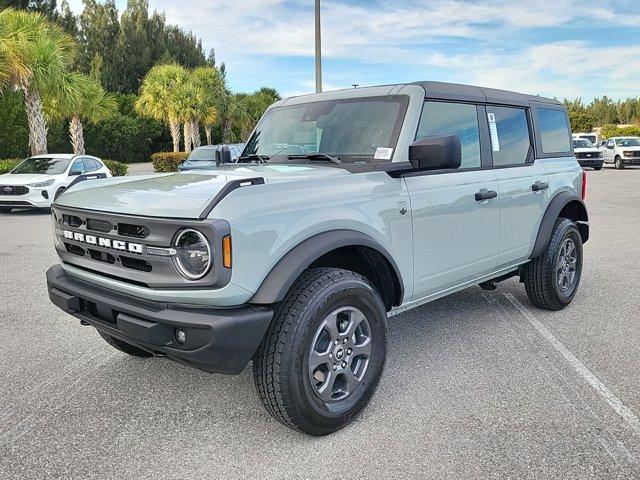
xmin=475 ymin=188 xmax=497 ymax=201
xmin=531 ymin=181 xmax=549 ymax=192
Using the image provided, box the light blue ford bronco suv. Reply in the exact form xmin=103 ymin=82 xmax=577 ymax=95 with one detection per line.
xmin=47 ymin=81 xmax=588 ymax=436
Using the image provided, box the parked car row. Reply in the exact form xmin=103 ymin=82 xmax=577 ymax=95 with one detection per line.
xmin=572 ymin=134 xmax=640 ymax=170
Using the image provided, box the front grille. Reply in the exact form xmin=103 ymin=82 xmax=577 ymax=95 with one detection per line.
xmin=627 ymin=151 xmax=640 ymax=158
xmin=576 ymin=152 xmax=602 ymax=159
xmin=0 ymin=200 xmax=31 ymax=206
xmin=52 ymin=205 xmax=230 ymax=289
xmin=0 ymin=185 xmax=28 ymax=196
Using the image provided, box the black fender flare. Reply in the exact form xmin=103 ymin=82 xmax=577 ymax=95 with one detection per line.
xmin=249 ymin=229 xmax=405 ymax=305
xmin=530 ymin=192 xmax=588 ymax=259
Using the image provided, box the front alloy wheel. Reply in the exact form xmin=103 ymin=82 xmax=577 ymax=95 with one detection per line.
xmin=253 ymin=268 xmax=387 ymax=436
xmin=308 ymin=306 xmax=372 ymax=402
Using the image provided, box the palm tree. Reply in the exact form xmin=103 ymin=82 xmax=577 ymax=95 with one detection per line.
xmin=172 ymin=80 xmax=200 ymax=153
xmin=46 ymin=73 xmax=118 ymax=154
xmin=191 ymin=66 xmax=225 ymax=145
xmin=136 ymin=64 xmax=188 ymax=152
xmin=0 ymin=9 xmax=76 ymax=155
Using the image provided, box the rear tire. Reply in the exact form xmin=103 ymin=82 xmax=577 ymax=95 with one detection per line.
xmin=98 ymin=331 xmax=153 ymax=357
xmin=522 ymin=218 xmax=583 ymax=311
xmin=253 ymin=268 xmax=387 ymax=436
xmin=615 ymin=156 xmax=625 ymax=169
xmin=594 ymin=166 xmax=602 ymax=171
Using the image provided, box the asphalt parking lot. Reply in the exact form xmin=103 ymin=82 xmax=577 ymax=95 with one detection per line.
xmin=1 ymin=166 xmax=639 ymax=479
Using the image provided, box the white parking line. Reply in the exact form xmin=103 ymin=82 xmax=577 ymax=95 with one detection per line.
xmin=504 ymin=293 xmax=640 ymax=437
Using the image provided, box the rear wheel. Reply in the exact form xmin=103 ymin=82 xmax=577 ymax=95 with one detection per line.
xmin=98 ymin=331 xmax=153 ymax=357
xmin=615 ymin=156 xmax=625 ymax=169
xmin=253 ymin=268 xmax=387 ymax=436
xmin=522 ymin=218 xmax=583 ymax=310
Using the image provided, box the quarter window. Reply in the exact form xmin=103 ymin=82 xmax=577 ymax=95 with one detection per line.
xmin=416 ymin=101 xmax=481 ymax=169
xmin=538 ymin=108 xmax=571 ymax=153
xmin=486 ymin=106 xmax=531 ymax=167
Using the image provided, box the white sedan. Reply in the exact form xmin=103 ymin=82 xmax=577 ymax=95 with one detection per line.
xmin=0 ymin=154 xmax=111 ymax=212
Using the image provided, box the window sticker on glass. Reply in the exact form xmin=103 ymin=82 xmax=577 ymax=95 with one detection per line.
xmin=488 ymin=112 xmax=500 ymax=152
xmin=374 ymin=147 xmax=393 ymax=160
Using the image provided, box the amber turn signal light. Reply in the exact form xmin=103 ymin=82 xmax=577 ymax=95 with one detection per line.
xmin=222 ymin=235 xmax=232 ymax=268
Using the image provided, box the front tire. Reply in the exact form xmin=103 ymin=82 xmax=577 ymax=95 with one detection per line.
xmin=98 ymin=331 xmax=153 ymax=357
xmin=594 ymin=166 xmax=602 ymax=171
xmin=253 ymin=268 xmax=387 ymax=436
xmin=0 ymin=207 xmax=12 ymax=213
xmin=522 ymin=218 xmax=583 ymax=310
xmin=615 ymin=156 xmax=625 ymax=169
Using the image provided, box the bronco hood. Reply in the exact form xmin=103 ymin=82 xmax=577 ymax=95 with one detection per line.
xmin=55 ymin=164 xmax=349 ymax=218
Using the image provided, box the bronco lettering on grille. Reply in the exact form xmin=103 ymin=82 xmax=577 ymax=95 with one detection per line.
xmin=63 ymin=230 xmax=143 ymax=254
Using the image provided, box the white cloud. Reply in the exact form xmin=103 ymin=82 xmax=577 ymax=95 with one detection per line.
xmin=64 ymin=0 xmax=640 ymax=98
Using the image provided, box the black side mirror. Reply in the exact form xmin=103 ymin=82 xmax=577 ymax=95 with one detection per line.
xmin=69 ymin=169 xmax=82 ymax=176
xmin=409 ymin=135 xmax=461 ymax=171
xmin=215 ymin=145 xmax=232 ymax=165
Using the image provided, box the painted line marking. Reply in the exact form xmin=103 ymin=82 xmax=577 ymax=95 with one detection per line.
xmin=504 ymin=293 xmax=640 ymax=437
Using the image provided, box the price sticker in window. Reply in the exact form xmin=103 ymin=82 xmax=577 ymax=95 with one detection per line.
xmin=374 ymin=147 xmax=393 ymax=160
xmin=487 ymin=113 xmax=500 ymax=152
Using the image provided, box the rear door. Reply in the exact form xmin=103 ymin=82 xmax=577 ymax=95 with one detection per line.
xmin=406 ymin=100 xmax=499 ymax=300
xmin=488 ymin=105 xmax=549 ymax=266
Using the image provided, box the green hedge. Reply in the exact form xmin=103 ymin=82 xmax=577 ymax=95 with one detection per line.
xmin=151 ymin=152 xmax=189 ymax=172
xmin=104 ymin=159 xmax=129 ymax=177
xmin=0 ymin=159 xmax=21 ymax=174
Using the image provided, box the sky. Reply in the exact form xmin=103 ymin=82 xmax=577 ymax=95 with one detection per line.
xmin=66 ymin=0 xmax=640 ymax=100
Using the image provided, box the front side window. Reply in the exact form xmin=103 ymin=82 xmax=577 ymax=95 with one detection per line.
xmin=415 ymin=101 xmax=481 ymax=169
xmin=486 ymin=106 xmax=532 ymax=167
xmin=11 ymin=157 xmax=71 ymax=175
xmin=243 ymin=96 xmax=408 ymax=163
xmin=70 ymin=160 xmax=85 ymax=174
xmin=538 ymin=108 xmax=571 ymax=153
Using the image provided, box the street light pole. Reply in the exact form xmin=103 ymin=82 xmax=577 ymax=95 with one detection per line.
xmin=315 ymin=0 xmax=322 ymax=93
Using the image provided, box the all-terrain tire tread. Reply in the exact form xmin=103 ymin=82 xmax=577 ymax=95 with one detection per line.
xmin=252 ymin=268 xmax=370 ymax=433
xmin=522 ymin=217 xmax=577 ymax=311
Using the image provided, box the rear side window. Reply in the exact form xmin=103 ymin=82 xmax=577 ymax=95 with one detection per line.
xmin=538 ymin=108 xmax=571 ymax=153
xmin=486 ymin=106 xmax=531 ymax=167
xmin=83 ymin=158 xmax=99 ymax=172
xmin=416 ymin=101 xmax=481 ymax=169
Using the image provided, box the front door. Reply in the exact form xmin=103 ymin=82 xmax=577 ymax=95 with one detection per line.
xmin=406 ymin=101 xmax=500 ymax=300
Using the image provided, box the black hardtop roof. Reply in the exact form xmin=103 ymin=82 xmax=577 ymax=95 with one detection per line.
xmin=410 ymin=81 xmax=563 ymax=107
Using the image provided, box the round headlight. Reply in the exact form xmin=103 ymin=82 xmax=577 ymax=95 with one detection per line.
xmin=174 ymin=229 xmax=211 ymax=280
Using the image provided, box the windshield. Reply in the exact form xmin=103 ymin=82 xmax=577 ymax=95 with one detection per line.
xmin=243 ymin=96 xmax=409 ymax=162
xmin=617 ymin=138 xmax=640 ymax=147
xmin=573 ymin=139 xmax=593 ymax=148
xmin=187 ymin=148 xmax=216 ymax=162
xmin=579 ymin=135 xmax=596 ymax=143
xmin=11 ymin=157 xmax=71 ymax=175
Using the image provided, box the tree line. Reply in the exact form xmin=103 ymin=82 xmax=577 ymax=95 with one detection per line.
xmin=0 ymin=1 xmax=280 ymax=161
xmin=564 ymin=97 xmax=640 ymax=133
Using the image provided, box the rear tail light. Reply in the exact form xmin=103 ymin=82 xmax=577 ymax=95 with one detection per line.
xmin=581 ymin=170 xmax=588 ymax=200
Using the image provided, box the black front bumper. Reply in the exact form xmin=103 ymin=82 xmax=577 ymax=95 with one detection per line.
xmin=578 ymin=159 xmax=604 ymax=168
xmin=46 ymin=265 xmax=273 ymax=374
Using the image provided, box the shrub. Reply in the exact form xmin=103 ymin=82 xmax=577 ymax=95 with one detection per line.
xmin=0 ymin=159 xmax=21 ymax=174
xmin=151 ymin=152 xmax=188 ymax=172
xmin=600 ymin=124 xmax=640 ymax=139
xmin=104 ymin=159 xmax=129 ymax=177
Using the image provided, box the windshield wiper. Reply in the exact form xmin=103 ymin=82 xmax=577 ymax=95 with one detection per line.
xmin=237 ymin=154 xmax=270 ymax=164
xmin=286 ymin=153 xmax=343 ymax=165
